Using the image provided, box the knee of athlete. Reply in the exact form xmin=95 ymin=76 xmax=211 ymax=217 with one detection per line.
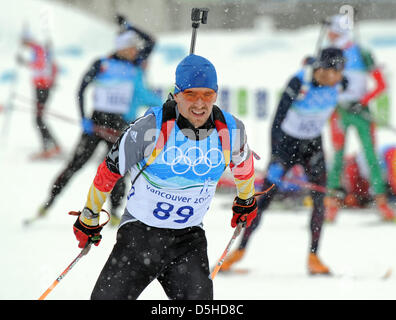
xmin=266 ymin=162 xmax=285 ymax=187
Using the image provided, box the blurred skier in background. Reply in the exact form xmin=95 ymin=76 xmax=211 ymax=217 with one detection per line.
xmin=221 ymin=48 xmax=347 ymax=275
xmin=17 ymin=31 xmax=60 ymax=159
xmin=333 ymin=144 xmax=396 ymax=212
xmin=33 ymin=16 xmax=162 ymax=226
xmin=324 ymin=14 xmax=395 ymax=222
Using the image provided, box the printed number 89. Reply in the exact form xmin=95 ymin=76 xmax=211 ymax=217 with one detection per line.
xmin=153 ymin=201 xmax=194 ymax=223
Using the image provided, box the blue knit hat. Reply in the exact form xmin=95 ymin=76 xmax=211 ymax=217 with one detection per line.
xmin=174 ymin=54 xmax=218 ymax=94
xmin=314 ymin=47 xmax=345 ymax=71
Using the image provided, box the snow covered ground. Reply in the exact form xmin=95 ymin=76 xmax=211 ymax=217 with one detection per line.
xmin=1 ymin=0 xmax=396 ymax=300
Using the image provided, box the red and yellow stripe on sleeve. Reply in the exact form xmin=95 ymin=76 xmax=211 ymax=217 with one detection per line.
xmin=83 ymin=160 xmax=122 ymax=218
xmin=230 ymin=152 xmax=255 ymax=199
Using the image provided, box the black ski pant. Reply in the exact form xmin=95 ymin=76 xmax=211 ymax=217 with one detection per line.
xmin=35 ymin=87 xmax=58 ymax=150
xmin=44 ymin=111 xmax=128 ymax=214
xmin=239 ymin=132 xmax=327 ymax=254
xmin=91 ymin=221 xmax=213 ymax=300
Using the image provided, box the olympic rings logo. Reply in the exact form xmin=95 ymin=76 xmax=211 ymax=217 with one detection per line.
xmin=161 ymin=146 xmax=224 ymax=176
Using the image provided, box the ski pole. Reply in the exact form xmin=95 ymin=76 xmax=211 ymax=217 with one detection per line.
xmin=302 ymin=18 xmax=330 ymax=87
xmin=8 ymin=94 xmax=122 ymax=143
xmin=358 ymin=108 xmax=396 ymax=134
xmin=189 ymin=7 xmax=209 ymax=54
xmin=335 ymin=103 xmax=396 ymax=135
xmin=314 ymin=18 xmax=331 ymax=57
xmin=380 ymin=123 xmax=396 ymax=134
xmin=38 ymin=242 xmax=92 ymax=300
xmin=283 ymin=178 xmax=328 ymax=194
xmin=210 ymin=223 xmax=243 ymax=280
xmin=282 ymin=177 xmax=346 ymax=198
xmin=13 ymin=93 xmax=77 ymax=124
xmin=209 ymin=185 xmax=275 ymax=280
xmin=38 ymin=209 xmax=111 ymax=300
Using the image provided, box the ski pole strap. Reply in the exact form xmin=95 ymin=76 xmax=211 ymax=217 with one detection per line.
xmin=93 ymin=125 xmax=121 ymax=144
xmin=68 ymin=208 xmax=111 ymax=229
xmin=254 ymin=184 xmax=275 ymax=197
xmin=282 ymin=178 xmax=328 ymax=194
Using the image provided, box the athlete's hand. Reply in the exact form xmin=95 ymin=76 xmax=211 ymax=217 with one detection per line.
xmin=231 ymin=196 xmax=258 ymax=228
xmin=116 ymin=14 xmax=127 ymax=26
xmin=71 ymin=208 xmax=103 ymax=248
xmin=81 ymin=118 xmax=94 ymax=135
xmin=302 ymin=55 xmax=316 ymax=66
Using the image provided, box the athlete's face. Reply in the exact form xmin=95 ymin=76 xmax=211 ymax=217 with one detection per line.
xmin=175 ymin=88 xmax=217 ymax=128
xmin=117 ymin=46 xmax=138 ymax=61
xmin=314 ymin=67 xmax=343 ymax=87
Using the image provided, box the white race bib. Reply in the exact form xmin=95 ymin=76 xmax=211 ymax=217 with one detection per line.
xmin=125 ymin=169 xmax=216 ymax=229
xmin=93 ymin=82 xmax=134 ymax=114
xmin=281 ymin=108 xmax=334 ymax=139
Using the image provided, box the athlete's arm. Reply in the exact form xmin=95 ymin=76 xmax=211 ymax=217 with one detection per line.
xmin=116 ymin=15 xmax=156 ymax=67
xmin=77 ymin=59 xmax=101 ymax=119
xmin=360 ymin=68 xmax=386 ymax=106
xmin=360 ymin=49 xmax=386 ymax=106
xmin=123 ymin=68 xmax=162 ymax=122
xmin=130 ymin=25 xmax=156 ymax=67
xmin=81 ymin=113 xmax=157 ymax=219
xmin=272 ymin=76 xmax=302 ymax=133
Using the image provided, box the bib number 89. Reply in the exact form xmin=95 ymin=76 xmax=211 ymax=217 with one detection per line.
xmin=153 ymin=201 xmax=194 ymax=224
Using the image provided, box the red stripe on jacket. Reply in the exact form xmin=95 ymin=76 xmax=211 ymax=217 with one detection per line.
xmin=230 ymin=152 xmax=254 ymax=180
xmin=93 ymin=161 xmax=122 ymax=192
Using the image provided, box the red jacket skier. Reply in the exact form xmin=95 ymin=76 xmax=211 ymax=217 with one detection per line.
xmin=18 ymin=34 xmax=60 ymax=159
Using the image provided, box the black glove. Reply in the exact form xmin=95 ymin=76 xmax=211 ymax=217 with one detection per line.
xmin=303 ymin=56 xmax=316 ymax=66
xmin=71 ymin=209 xmax=103 ymax=249
xmin=115 ymin=14 xmax=126 ymax=26
xmin=231 ymin=196 xmax=258 ymax=228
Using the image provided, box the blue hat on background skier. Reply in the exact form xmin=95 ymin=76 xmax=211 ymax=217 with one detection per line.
xmin=174 ymin=54 xmax=218 ymax=94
